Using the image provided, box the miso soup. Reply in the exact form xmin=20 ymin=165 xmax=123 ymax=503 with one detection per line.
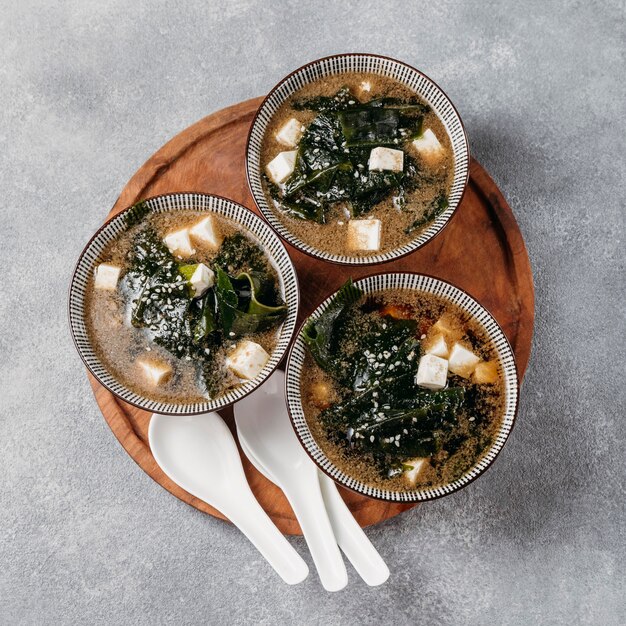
xmin=300 ymin=280 xmax=505 ymax=491
xmin=261 ymin=72 xmax=454 ymax=257
xmin=86 ymin=207 xmax=287 ymax=404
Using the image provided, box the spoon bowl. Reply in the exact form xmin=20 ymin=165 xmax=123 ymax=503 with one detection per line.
xmin=148 ymin=411 xmax=308 ymax=584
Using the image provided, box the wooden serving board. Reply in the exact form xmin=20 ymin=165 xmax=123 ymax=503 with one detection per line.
xmin=89 ymin=96 xmax=534 ymax=535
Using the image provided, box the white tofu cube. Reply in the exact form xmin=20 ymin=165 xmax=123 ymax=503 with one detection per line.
xmin=275 ymin=118 xmax=304 ymax=148
xmin=189 ymin=263 xmax=214 ymax=297
xmin=425 ymin=334 xmax=449 ymax=359
xmin=358 ymin=80 xmax=372 ymax=96
xmin=94 ymin=263 xmax=121 ymax=290
xmin=404 ymin=457 xmax=428 ymax=486
xmin=415 ymin=354 xmax=448 ymax=390
xmin=164 ymin=228 xmax=195 ymax=258
xmin=448 ymin=343 xmax=480 ymax=378
xmin=266 ymin=150 xmax=297 ymax=184
xmin=190 ymin=215 xmax=222 ymax=249
xmin=347 ymin=219 xmax=382 ymax=251
xmin=137 ymin=357 xmax=173 ymax=386
xmin=473 ymin=361 xmax=499 ymax=384
xmin=368 ymin=147 xmax=404 ymax=172
xmin=227 ymin=340 xmax=270 ymax=380
xmin=412 ymin=128 xmax=444 ymax=163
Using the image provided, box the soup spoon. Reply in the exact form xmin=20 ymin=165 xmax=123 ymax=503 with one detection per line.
xmin=235 ymin=370 xmax=389 ymax=588
xmin=239 ymin=437 xmax=390 ymax=587
xmin=148 ymin=411 xmax=309 ymax=585
xmin=234 ymin=372 xmax=348 ymax=592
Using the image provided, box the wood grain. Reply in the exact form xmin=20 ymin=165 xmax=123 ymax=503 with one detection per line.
xmin=90 ymin=96 xmax=534 ymax=534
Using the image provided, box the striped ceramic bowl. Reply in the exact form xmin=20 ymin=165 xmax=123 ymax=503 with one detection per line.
xmin=246 ymin=53 xmax=470 ymax=265
xmin=69 ymin=193 xmax=299 ymax=416
xmin=285 ymin=272 xmax=519 ymax=502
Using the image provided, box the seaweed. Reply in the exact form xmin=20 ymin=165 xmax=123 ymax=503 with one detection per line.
xmin=269 ymin=89 xmax=431 ymax=224
xmin=213 ymin=233 xmax=267 ymax=274
xmin=291 ymin=87 xmax=358 ymax=113
xmin=304 ymin=279 xmax=469 ymax=476
xmin=404 ymin=191 xmax=449 ymax=234
xmin=124 ymin=227 xmax=287 ymax=398
xmin=124 ymin=200 xmax=151 ymax=228
xmin=302 ymin=278 xmax=362 ymax=373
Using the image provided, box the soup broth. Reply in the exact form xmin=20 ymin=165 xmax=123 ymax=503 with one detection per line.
xmin=261 ymin=72 xmax=454 ymax=257
xmin=300 ymin=281 xmax=505 ymax=491
xmin=86 ymin=208 xmax=286 ymax=404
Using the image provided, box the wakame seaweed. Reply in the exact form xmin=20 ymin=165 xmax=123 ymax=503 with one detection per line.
xmin=404 ymin=191 xmax=449 ymax=234
xmin=269 ymin=87 xmax=445 ymax=225
xmin=303 ymin=279 xmax=472 ymax=477
xmin=124 ymin=229 xmax=286 ymax=398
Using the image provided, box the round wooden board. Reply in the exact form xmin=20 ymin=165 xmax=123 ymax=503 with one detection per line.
xmin=89 ymin=96 xmax=534 ymax=535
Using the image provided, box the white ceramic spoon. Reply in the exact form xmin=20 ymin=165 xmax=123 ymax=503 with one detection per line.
xmin=240 ymin=437 xmax=390 ymax=587
xmin=148 ymin=411 xmax=309 ymax=585
xmin=234 ymin=372 xmax=348 ymax=592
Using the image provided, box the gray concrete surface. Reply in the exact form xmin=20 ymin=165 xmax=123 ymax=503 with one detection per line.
xmin=1 ymin=1 xmax=624 ymax=624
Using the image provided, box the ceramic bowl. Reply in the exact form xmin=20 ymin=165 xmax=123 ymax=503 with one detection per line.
xmin=285 ymin=272 xmax=519 ymax=502
xmin=69 ymin=193 xmax=299 ymax=415
xmin=246 ymin=53 xmax=470 ymax=265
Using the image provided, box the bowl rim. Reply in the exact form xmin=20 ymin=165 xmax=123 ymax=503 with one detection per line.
xmin=284 ymin=270 xmax=520 ymax=502
xmin=245 ymin=52 xmax=471 ymax=266
xmin=69 ymin=191 xmax=300 ymax=416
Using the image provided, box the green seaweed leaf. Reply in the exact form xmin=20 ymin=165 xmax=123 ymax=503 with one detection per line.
xmin=404 ymin=191 xmax=449 ymax=234
xmin=302 ymin=279 xmax=362 ymax=372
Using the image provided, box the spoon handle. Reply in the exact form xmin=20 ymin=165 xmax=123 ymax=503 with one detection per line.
xmin=281 ymin=470 xmax=348 ymax=592
xmin=220 ymin=488 xmax=309 ymax=586
xmin=318 ymin=472 xmax=390 ymax=586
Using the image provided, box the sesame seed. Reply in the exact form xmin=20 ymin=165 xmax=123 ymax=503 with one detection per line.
xmin=370 ymin=435 xmax=375 ymax=442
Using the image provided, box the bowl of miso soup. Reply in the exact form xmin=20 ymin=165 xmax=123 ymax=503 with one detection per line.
xmin=246 ymin=53 xmax=470 ymax=265
xmin=285 ymin=273 xmax=518 ymax=502
xmin=70 ymin=193 xmax=299 ymax=415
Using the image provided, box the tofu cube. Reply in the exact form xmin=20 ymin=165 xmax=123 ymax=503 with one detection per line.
xmin=94 ymin=263 xmax=121 ymax=290
xmin=347 ymin=218 xmax=382 ymax=251
xmin=190 ymin=215 xmax=222 ymax=250
xmin=137 ymin=356 xmax=173 ymax=387
xmin=164 ymin=228 xmax=195 ymax=258
xmin=425 ymin=334 xmax=449 ymax=359
xmin=358 ymin=80 xmax=372 ymax=96
xmin=309 ymin=381 xmax=332 ymax=410
xmin=415 ymin=354 xmax=448 ymax=390
xmin=227 ymin=340 xmax=270 ymax=380
xmin=432 ymin=315 xmax=461 ymax=340
xmin=473 ymin=361 xmax=499 ymax=384
xmin=266 ymin=150 xmax=297 ymax=184
xmin=368 ymin=147 xmax=404 ymax=172
xmin=412 ymin=128 xmax=444 ymax=163
xmin=404 ymin=458 xmax=428 ymax=486
xmin=189 ymin=263 xmax=214 ymax=297
xmin=448 ymin=343 xmax=480 ymax=378
xmin=275 ymin=118 xmax=304 ymax=148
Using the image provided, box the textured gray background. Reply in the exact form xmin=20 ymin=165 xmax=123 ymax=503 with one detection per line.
xmin=1 ymin=0 xmax=624 ymax=624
